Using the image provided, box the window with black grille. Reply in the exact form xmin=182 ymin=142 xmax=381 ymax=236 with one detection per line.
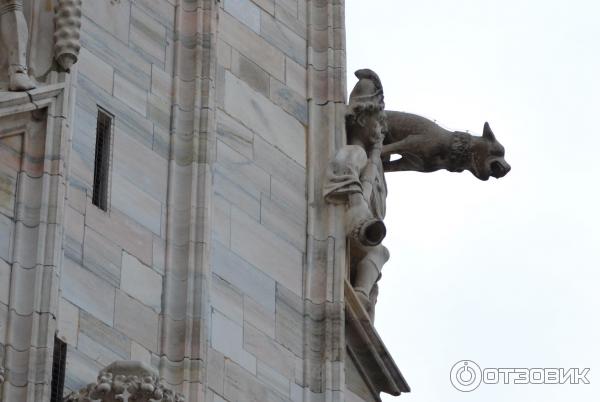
xmin=50 ymin=336 xmax=67 ymax=402
xmin=92 ymin=108 xmax=113 ymax=211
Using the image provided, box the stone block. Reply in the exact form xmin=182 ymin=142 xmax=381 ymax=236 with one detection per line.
xmin=217 ymin=139 xmax=270 ymax=197
xmin=285 ymin=57 xmax=306 ymax=98
xmin=57 ymin=298 xmax=79 ymax=346
xmin=78 ymin=47 xmax=114 ymax=94
xmin=212 ymin=241 xmax=276 ymax=313
xmin=78 ymin=332 xmax=123 ymax=367
xmin=64 ymin=347 xmax=103 ymax=394
xmin=76 ymin=24 xmax=148 ymax=98
xmin=121 ymin=251 xmax=163 ymax=313
xmin=61 ymin=257 xmax=116 ymax=326
xmin=216 ymin=109 xmax=254 ymax=160
xmin=130 ymin=341 xmax=152 ymax=366
xmin=260 ymin=11 xmax=306 ymax=66
xmin=224 ymin=359 xmax=287 ymax=402
xmin=211 ymin=309 xmax=256 ymax=374
xmin=257 ymin=360 xmax=290 ymax=398
xmin=213 ymin=194 xmax=231 ymax=246
xmin=269 ymin=175 xmax=307 ymax=226
xmin=147 ymin=92 xmax=171 ymax=131
xmin=274 ymin=2 xmax=306 ymax=39
xmin=113 ymin=74 xmax=148 ymax=117
xmin=135 ymin=0 xmax=176 ymax=30
xmin=252 ymin=0 xmax=275 ymax=15
xmin=86 ymin=203 xmax=153 ymax=266
xmin=152 ymin=235 xmax=166 ymax=275
xmin=231 ymin=51 xmax=270 ymax=98
xmin=130 ymin=5 xmax=167 ymax=64
xmin=78 ymin=310 xmax=130 ymax=358
xmin=225 ymin=0 xmax=261 ymax=33
xmin=275 ymin=284 xmax=304 ymax=357
xmin=217 ymin=39 xmax=232 ymax=70
xmin=112 ymin=130 xmax=168 ymax=203
xmin=214 ymin=170 xmax=260 ymax=220
xmin=260 ymin=194 xmax=305 ymax=250
xmin=243 ymin=295 xmax=275 ymax=338
xmin=151 ymin=64 xmax=173 ymax=101
xmin=0 ymin=208 xmax=13 ymax=261
xmin=219 ymin=11 xmax=285 ymax=81
xmin=224 ymin=71 xmax=305 ymax=166
xmin=0 ymin=258 xmax=9 ymax=305
xmin=254 ymin=136 xmax=305 ymax=189
xmin=212 ymin=273 xmax=243 ymax=323
xmin=82 ymin=0 xmax=130 ymax=44
xmin=207 ymin=347 xmax=226 ymax=395
xmin=111 ymin=173 xmax=162 ymax=236
xmin=230 ymin=207 xmax=303 ymax=296
xmin=115 ymin=291 xmax=159 ymax=353
xmin=243 ymin=322 xmax=295 ymax=379
xmin=269 ymin=77 xmax=308 ymax=125
xmin=83 ymin=227 xmax=122 ymax=287
xmin=64 ymin=205 xmax=84 ymax=262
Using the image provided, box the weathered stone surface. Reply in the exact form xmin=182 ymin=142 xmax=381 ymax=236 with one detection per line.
xmin=219 ymin=11 xmax=285 ymax=81
xmin=121 ymin=251 xmax=163 ymax=313
xmin=224 ymin=71 xmax=305 ymax=166
xmin=62 ymin=257 xmax=116 ymax=326
xmin=211 ymin=309 xmax=256 ymax=374
xmin=230 ymin=208 xmax=303 ymax=296
xmin=57 ymin=298 xmax=79 ymax=346
xmin=115 ymin=291 xmax=159 ymax=353
xmin=225 ymin=0 xmax=261 ymax=34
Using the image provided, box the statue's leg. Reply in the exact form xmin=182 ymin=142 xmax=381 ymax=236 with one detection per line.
xmin=0 ymin=0 xmax=35 ymax=91
xmin=353 ymin=244 xmax=389 ymax=315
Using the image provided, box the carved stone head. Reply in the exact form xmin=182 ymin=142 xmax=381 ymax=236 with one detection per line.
xmin=346 ymin=69 xmax=387 ymax=148
xmin=470 ymin=122 xmax=511 ymax=180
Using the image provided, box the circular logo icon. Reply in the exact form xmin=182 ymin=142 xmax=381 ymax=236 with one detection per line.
xmin=450 ymin=360 xmax=482 ymax=392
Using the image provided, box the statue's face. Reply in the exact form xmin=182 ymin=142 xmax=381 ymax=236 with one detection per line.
xmin=471 ymin=124 xmax=511 ymax=181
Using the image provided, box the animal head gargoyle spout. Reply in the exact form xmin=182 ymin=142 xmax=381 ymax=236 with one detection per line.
xmin=470 ymin=122 xmax=511 ymax=181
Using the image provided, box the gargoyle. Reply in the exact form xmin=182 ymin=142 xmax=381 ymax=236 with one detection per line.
xmin=382 ymin=112 xmax=511 ymax=180
xmin=324 ymin=69 xmax=510 ymax=319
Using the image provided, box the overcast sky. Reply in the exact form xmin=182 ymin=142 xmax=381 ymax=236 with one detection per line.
xmin=346 ymin=1 xmax=600 ymax=401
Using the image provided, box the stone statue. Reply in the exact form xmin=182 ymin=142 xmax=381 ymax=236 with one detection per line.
xmin=64 ymin=361 xmax=185 ymax=402
xmin=0 ymin=0 xmax=36 ymax=91
xmin=325 ymin=69 xmax=510 ymax=318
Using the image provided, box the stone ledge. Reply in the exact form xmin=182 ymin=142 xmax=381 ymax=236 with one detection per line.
xmin=345 ymin=280 xmax=410 ymax=400
xmin=0 ymin=83 xmax=65 ymax=116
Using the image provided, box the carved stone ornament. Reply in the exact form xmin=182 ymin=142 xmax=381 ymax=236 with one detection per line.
xmin=64 ymin=361 xmax=185 ymax=402
xmin=54 ymin=0 xmax=82 ymax=71
xmin=325 ymin=69 xmax=510 ymax=318
xmin=0 ymin=0 xmax=36 ymax=91
xmin=0 ymin=366 xmax=4 ymax=385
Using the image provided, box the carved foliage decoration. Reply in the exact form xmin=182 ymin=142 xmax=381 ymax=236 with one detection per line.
xmin=54 ymin=0 xmax=82 ymax=71
xmin=64 ymin=361 xmax=184 ymax=402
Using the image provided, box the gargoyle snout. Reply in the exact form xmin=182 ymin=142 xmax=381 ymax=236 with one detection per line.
xmin=490 ymin=159 xmax=511 ymax=178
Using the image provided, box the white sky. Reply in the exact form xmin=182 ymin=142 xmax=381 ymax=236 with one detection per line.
xmin=346 ymin=1 xmax=600 ymax=401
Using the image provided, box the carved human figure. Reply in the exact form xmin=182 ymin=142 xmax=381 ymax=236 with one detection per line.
xmin=0 ymin=0 xmax=36 ymax=91
xmin=324 ymin=69 xmax=511 ymax=318
xmin=325 ymin=69 xmax=389 ymax=317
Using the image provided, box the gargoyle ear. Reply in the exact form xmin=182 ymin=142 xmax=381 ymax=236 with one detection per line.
xmin=483 ymin=122 xmax=496 ymax=141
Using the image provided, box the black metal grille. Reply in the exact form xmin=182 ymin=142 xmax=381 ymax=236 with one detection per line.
xmin=92 ymin=108 xmax=113 ymax=211
xmin=50 ymin=336 xmax=67 ymax=402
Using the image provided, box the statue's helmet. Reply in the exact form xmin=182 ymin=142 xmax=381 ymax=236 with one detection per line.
xmin=348 ymin=69 xmax=385 ymax=110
